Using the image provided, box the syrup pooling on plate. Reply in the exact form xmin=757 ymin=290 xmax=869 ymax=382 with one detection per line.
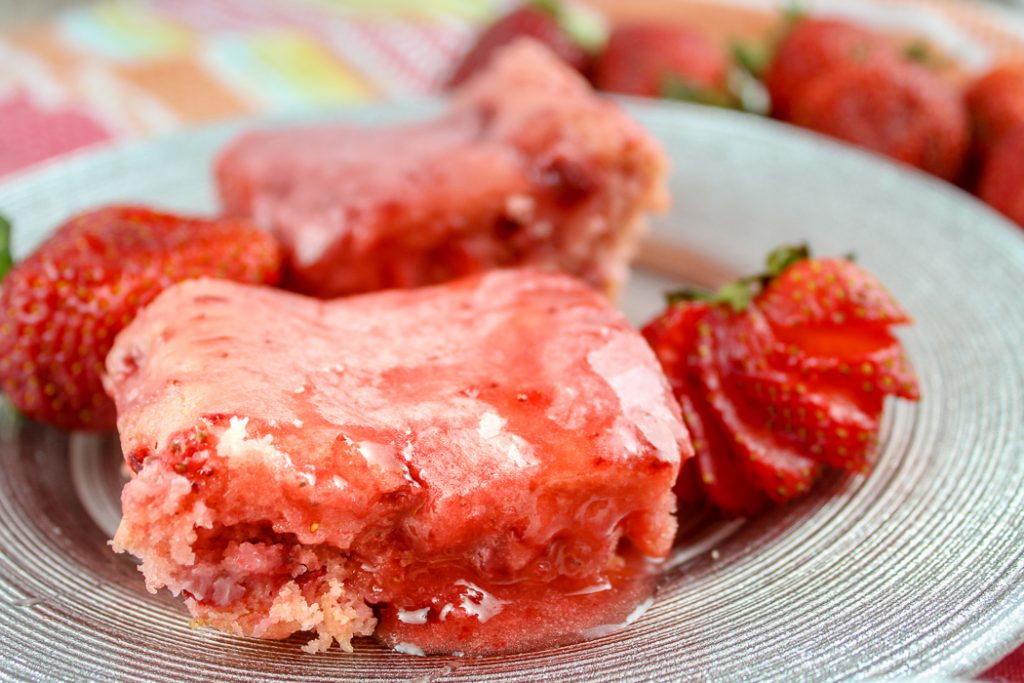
xmin=105 ymin=271 xmax=689 ymax=654
xmin=374 ymin=549 xmax=663 ymax=654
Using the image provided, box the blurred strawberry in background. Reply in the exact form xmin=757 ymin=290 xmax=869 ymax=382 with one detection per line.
xmin=451 ymin=3 xmax=1022 ymax=227
xmin=965 ymin=64 xmax=1024 ymax=159
xmin=978 ymin=127 xmax=1024 ymax=227
xmin=593 ymin=24 xmax=728 ymax=101
xmin=966 ymin=64 xmax=1024 ymax=228
xmin=447 ymin=0 xmax=601 ymax=86
xmin=788 ymin=60 xmax=969 ymax=181
xmin=764 ymin=18 xmax=892 ymax=120
xmin=764 ymin=16 xmax=968 ymax=181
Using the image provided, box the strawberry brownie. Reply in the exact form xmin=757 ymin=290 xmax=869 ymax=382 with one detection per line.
xmin=105 ymin=269 xmax=689 ymax=654
xmin=215 ymin=40 xmax=668 ymax=298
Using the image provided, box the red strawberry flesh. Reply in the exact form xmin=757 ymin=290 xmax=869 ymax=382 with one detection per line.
xmin=731 ymin=367 xmax=879 ymax=471
xmin=694 ymin=319 xmax=823 ymax=502
xmin=682 ymin=387 xmax=767 ymax=515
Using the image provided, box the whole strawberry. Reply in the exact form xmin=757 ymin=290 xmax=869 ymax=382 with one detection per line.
xmin=765 ymin=18 xmax=892 ymax=120
xmin=978 ymin=126 xmax=1024 ymax=228
xmin=789 ymin=60 xmax=969 ymax=181
xmin=446 ymin=1 xmax=593 ymax=88
xmin=965 ymin=64 xmax=1024 ymax=159
xmin=643 ymin=245 xmax=920 ymax=515
xmin=593 ymin=24 xmax=728 ymax=99
xmin=0 ymin=206 xmax=281 ymax=430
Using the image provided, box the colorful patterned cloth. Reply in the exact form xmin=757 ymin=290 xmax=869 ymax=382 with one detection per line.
xmin=3 ymin=0 xmax=1024 ymax=175
xmin=0 ymin=0 xmax=1022 ymax=678
xmin=0 ymin=0 xmax=503 ymax=176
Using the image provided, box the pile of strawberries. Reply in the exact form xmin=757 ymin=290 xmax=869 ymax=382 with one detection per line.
xmin=766 ymin=19 xmax=1024 ymax=226
xmin=449 ymin=2 xmax=730 ymax=101
xmin=452 ymin=1 xmax=1024 ymax=229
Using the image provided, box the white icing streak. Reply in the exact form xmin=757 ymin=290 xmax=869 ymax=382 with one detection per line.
xmin=586 ymin=335 xmax=684 ymax=463
xmin=477 ymin=411 xmax=506 ymax=439
xmin=454 ymin=580 xmax=507 ymax=623
xmin=397 ymin=607 xmax=430 ymax=625
xmin=218 ymin=417 xmax=296 ymax=469
xmin=580 ymin=596 xmax=655 ymax=639
xmin=565 ymin=578 xmax=613 ymax=596
xmin=393 ymin=642 xmax=425 ymax=656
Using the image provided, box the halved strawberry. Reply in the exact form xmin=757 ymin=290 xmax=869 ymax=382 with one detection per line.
xmin=643 ymin=244 xmax=919 ymax=514
xmin=767 ymin=327 xmax=919 ymax=401
xmin=731 ymin=367 xmax=879 ymax=471
xmin=0 ymin=206 xmax=282 ymax=430
xmin=680 ymin=385 xmax=767 ymax=515
xmin=693 ymin=317 xmax=822 ymax=502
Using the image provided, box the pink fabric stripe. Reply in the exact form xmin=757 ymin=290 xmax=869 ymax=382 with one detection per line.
xmin=353 ymin=21 xmax=429 ymax=88
xmin=0 ymin=95 xmax=111 ymax=177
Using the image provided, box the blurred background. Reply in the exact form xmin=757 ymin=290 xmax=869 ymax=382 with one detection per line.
xmin=1 ymin=0 xmax=1023 ymax=228
xmin=5 ymin=0 xmax=1023 ymax=25
xmin=0 ymin=0 xmax=1019 ymax=176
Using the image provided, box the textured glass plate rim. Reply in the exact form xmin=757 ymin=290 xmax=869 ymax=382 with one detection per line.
xmin=0 ymin=99 xmax=1020 ymax=682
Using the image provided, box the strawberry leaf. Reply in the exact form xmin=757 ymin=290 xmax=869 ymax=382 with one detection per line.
xmin=530 ymin=0 xmax=608 ymax=53
xmin=666 ymin=287 xmax=715 ymax=306
xmin=667 ymin=278 xmax=758 ymax=312
xmin=731 ymin=41 xmax=770 ymax=78
xmin=782 ymin=1 xmax=809 ymax=24
xmin=666 ymin=243 xmax=813 ymax=312
xmin=903 ymin=39 xmax=931 ymax=64
xmin=529 ymin=0 xmax=561 ymax=19
xmin=0 ymin=214 xmax=12 ymax=283
xmin=662 ymin=75 xmax=734 ymax=108
xmin=764 ymin=243 xmax=810 ymax=277
xmin=716 ymin=280 xmax=756 ymax=312
xmin=729 ymin=67 xmax=771 ymax=115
